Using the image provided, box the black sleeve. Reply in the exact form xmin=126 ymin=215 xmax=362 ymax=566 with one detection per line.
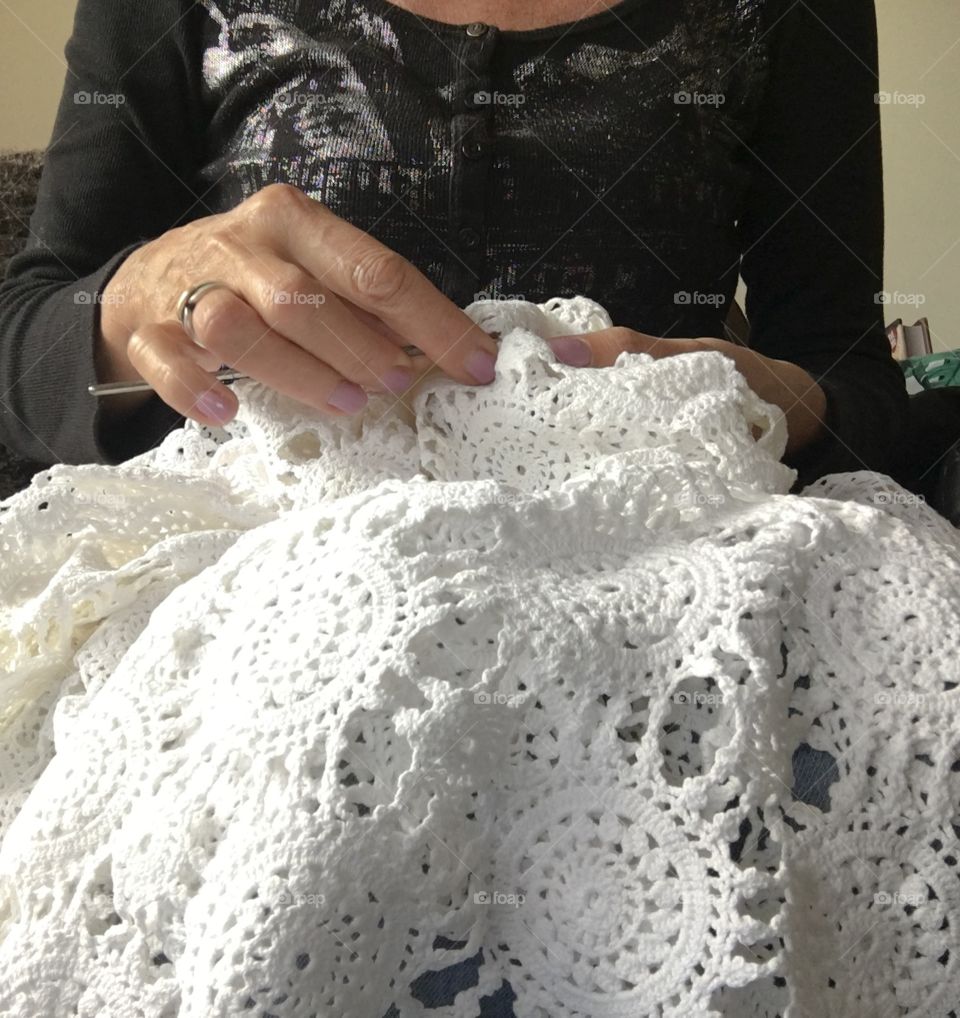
xmin=736 ymin=0 xmax=910 ymax=491
xmin=0 ymin=0 xmax=208 ymax=466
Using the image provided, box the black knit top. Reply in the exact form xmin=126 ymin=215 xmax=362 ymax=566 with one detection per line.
xmin=0 ymin=0 xmax=909 ymax=488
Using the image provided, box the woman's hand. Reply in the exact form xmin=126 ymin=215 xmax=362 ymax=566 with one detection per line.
xmin=547 ymin=328 xmax=828 ymax=458
xmin=97 ymin=183 xmax=500 ymax=426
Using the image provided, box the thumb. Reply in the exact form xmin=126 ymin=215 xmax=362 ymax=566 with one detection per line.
xmin=546 ymin=327 xmax=666 ymax=368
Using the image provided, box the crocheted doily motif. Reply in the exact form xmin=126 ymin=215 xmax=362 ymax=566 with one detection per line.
xmin=0 ymin=297 xmax=958 ymax=1017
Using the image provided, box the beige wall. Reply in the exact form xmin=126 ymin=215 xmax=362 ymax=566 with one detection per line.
xmin=0 ymin=0 xmax=73 ymax=155
xmin=1 ymin=0 xmax=958 ymax=350
xmin=876 ymin=0 xmax=959 ymax=351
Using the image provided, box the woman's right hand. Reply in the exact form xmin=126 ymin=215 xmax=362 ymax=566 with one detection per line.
xmin=96 ymin=183 xmax=501 ymax=426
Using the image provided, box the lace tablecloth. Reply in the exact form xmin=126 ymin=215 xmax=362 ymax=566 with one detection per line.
xmin=0 ymin=297 xmax=958 ymax=1017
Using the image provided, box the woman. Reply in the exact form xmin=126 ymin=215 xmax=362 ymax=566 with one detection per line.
xmin=3 ymin=3 xmax=951 ymax=1017
xmin=0 ymin=0 xmax=906 ymax=487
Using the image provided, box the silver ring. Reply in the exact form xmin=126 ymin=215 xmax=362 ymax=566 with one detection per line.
xmin=175 ymin=281 xmax=236 ymax=346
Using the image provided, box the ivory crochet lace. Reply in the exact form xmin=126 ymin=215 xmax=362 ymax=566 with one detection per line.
xmin=0 ymin=297 xmax=958 ymax=1018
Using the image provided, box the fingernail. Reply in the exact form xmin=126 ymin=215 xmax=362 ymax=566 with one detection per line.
xmin=195 ymin=390 xmax=234 ymax=423
xmin=548 ymin=335 xmax=592 ymax=366
xmin=465 ymin=347 xmax=497 ymax=384
xmin=382 ymin=366 xmax=415 ymax=395
xmin=327 ymin=380 xmax=368 ymax=414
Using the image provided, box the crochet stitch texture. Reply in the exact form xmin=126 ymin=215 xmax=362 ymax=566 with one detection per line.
xmin=0 ymin=297 xmax=957 ymax=1017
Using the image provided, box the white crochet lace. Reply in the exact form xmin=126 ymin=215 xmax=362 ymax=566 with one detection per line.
xmin=0 ymin=297 xmax=958 ymax=1018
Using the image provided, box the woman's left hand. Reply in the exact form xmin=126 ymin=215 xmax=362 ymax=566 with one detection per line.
xmin=546 ymin=328 xmax=828 ymax=458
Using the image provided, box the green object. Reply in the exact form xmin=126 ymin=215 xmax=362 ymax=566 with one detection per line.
xmin=901 ymin=350 xmax=960 ymax=390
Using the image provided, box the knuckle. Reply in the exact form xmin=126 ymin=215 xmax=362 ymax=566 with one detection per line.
xmin=348 ymin=247 xmax=410 ymax=305
xmin=125 ymin=329 xmax=153 ymax=368
xmin=246 ymin=182 xmax=308 ymax=222
xmin=204 ymin=229 xmax=240 ymax=261
xmin=268 ymin=266 xmax=315 ymax=307
xmin=126 ymin=333 xmax=180 ymax=401
xmin=342 ymin=333 xmax=383 ymax=374
xmin=610 ymin=326 xmax=638 ymax=352
xmin=191 ymin=294 xmax=247 ymax=350
xmin=150 ymin=359 xmax=180 ymax=398
xmin=196 ymin=230 xmax=245 ymax=278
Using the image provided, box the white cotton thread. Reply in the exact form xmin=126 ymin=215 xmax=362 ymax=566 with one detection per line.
xmin=0 ymin=296 xmax=958 ymax=1017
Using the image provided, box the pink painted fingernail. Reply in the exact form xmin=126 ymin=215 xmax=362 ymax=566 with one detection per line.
xmin=548 ymin=335 xmax=592 ymax=366
xmin=382 ymin=367 xmax=415 ymax=394
xmin=327 ymin=380 xmax=368 ymax=414
xmin=465 ymin=348 xmax=497 ymax=384
xmin=195 ymin=390 xmax=234 ymax=423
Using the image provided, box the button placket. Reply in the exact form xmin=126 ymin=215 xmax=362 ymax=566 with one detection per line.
xmin=442 ymin=23 xmax=496 ymax=304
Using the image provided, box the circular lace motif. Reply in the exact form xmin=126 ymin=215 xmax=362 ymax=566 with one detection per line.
xmin=782 ymin=822 xmax=960 ymax=1018
xmin=489 ymin=785 xmax=761 ymax=1015
xmin=1 ymin=297 xmax=959 ymax=1017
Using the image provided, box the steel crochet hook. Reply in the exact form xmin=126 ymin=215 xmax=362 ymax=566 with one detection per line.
xmin=88 ymin=343 xmax=429 ymax=396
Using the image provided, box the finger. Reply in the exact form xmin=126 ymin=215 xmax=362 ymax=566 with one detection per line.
xmin=244 ymin=184 xmax=500 ymax=384
xmin=546 ymin=328 xmax=699 ymax=367
xmin=126 ymin=321 xmax=240 ymax=426
xmin=220 ymin=247 xmax=421 ymax=395
xmin=180 ymin=332 xmax=224 ymax=373
xmin=337 ymin=296 xmax=420 ymax=351
xmin=182 ymin=284 xmax=376 ymax=414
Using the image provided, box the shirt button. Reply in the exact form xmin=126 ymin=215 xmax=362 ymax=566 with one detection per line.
xmin=465 ymin=22 xmax=488 ymax=37
xmin=461 ymin=138 xmax=486 ymax=160
xmin=458 ymin=226 xmax=481 ymax=249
